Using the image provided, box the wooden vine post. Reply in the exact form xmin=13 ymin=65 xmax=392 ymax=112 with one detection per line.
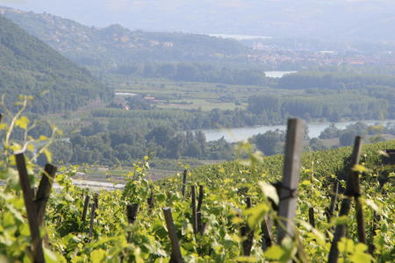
xmin=326 ymin=181 xmax=340 ymax=222
xmin=16 ymin=153 xmax=57 ymax=263
xmin=277 ymin=118 xmax=305 ymax=242
xmin=328 ymin=136 xmax=363 ymax=263
xmin=196 ymin=185 xmax=205 ymax=234
xmin=181 ymin=169 xmax=187 ymax=197
xmin=261 ymin=216 xmax=273 ymax=250
xmin=190 ymin=185 xmax=198 ymax=234
xmin=126 ymin=204 xmax=139 ymax=224
xmin=163 ymin=207 xmax=184 ymax=263
xmin=89 ymin=202 xmax=96 ymax=238
xmin=81 ymin=195 xmax=90 ymax=224
xmin=16 ymin=153 xmax=44 ymax=263
xmin=36 ymin=164 xmax=57 ymax=226
xmin=241 ymin=197 xmax=254 ymax=256
xmin=308 ymin=207 xmax=315 ymax=228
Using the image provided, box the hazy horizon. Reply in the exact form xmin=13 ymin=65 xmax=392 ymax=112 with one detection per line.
xmin=1 ymin=0 xmax=395 ymax=41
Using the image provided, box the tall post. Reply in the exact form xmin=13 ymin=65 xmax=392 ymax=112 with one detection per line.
xmin=197 ymin=185 xmax=204 ymax=234
xmin=277 ymin=118 xmax=305 ymax=242
xmin=35 ymin=164 xmax=57 ymax=226
xmin=82 ymin=195 xmax=90 ymax=224
xmin=242 ymin=197 xmax=254 ymax=256
xmin=191 ymin=186 xmax=198 ymax=234
xmin=181 ymin=169 xmax=187 ymax=197
xmin=89 ymin=203 xmax=96 ymax=238
xmin=15 ymin=153 xmax=45 ymax=263
xmin=327 ymin=181 xmax=339 ymax=222
xmin=126 ymin=204 xmax=139 ymax=224
xmin=163 ymin=207 xmax=184 ymax=263
xmin=328 ymin=136 xmax=362 ymax=263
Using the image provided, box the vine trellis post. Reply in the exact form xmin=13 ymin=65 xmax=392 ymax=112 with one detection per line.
xmin=277 ymin=118 xmax=305 ymax=243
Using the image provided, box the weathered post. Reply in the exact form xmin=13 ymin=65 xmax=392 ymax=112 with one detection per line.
xmin=163 ymin=207 xmax=184 ymax=263
xmin=181 ymin=169 xmax=187 ymax=197
xmin=89 ymin=203 xmax=96 ymax=238
xmin=241 ymin=197 xmax=254 ymax=256
xmin=35 ymin=164 xmax=57 ymax=226
xmin=82 ymin=195 xmax=90 ymax=224
xmin=261 ymin=216 xmax=273 ymax=250
xmin=326 ymin=181 xmax=339 ymax=222
xmin=15 ymin=153 xmax=45 ymax=263
xmin=277 ymin=118 xmax=305 ymax=242
xmin=191 ymin=186 xmax=198 ymax=234
xmin=308 ymin=207 xmax=315 ymax=228
xmin=147 ymin=187 xmax=155 ymax=210
xmin=126 ymin=204 xmax=139 ymax=224
xmin=328 ymin=136 xmax=362 ymax=263
xmin=197 ymin=185 xmax=204 ymax=234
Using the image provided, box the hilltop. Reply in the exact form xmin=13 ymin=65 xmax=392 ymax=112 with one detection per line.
xmin=0 ymin=15 xmax=111 ymax=113
xmin=0 ymin=7 xmax=248 ymax=69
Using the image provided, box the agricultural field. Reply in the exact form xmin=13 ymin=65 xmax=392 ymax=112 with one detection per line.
xmin=110 ymin=76 xmax=302 ymax=111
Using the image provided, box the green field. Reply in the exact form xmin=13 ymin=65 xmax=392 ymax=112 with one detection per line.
xmin=112 ymin=76 xmax=303 ymax=111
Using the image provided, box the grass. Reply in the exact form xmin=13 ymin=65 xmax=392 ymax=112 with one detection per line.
xmin=112 ymin=76 xmax=302 ymax=111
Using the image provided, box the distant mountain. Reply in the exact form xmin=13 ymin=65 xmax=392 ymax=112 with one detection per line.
xmin=0 ymin=15 xmax=111 ymax=113
xmin=0 ymin=7 xmax=249 ymax=69
xmin=2 ymin=0 xmax=395 ymax=42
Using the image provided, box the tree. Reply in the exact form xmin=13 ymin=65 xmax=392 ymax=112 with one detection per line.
xmin=252 ymin=130 xmax=285 ymax=156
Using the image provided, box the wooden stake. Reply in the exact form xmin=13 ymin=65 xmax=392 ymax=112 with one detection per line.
xmin=308 ymin=207 xmax=316 ymax=228
xmin=15 ymin=153 xmax=45 ymax=263
xmin=328 ymin=136 xmax=362 ymax=263
xmin=197 ymin=185 xmax=204 ymax=234
xmin=147 ymin=188 xmax=155 ymax=210
xmin=241 ymin=197 xmax=254 ymax=256
xmin=89 ymin=203 xmax=96 ymax=238
xmin=163 ymin=207 xmax=184 ymax=263
xmin=277 ymin=118 xmax=305 ymax=242
xmin=35 ymin=164 xmax=57 ymax=226
xmin=369 ymin=212 xmax=379 ymax=254
xmin=197 ymin=185 xmax=204 ymax=212
xmin=181 ymin=169 xmax=187 ymax=197
xmin=82 ymin=195 xmax=90 ymax=224
xmin=126 ymin=204 xmax=139 ymax=224
xmin=191 ymin=186 xmax=198 ymax=234
xmin=326 ymin=181 xmax=339 ymax=222
xmin=261 ymin=216 xmax=273 ymax=250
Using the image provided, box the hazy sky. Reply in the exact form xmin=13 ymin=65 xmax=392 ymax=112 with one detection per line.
xmin=1 ymin=0 xmax=394 ymax=38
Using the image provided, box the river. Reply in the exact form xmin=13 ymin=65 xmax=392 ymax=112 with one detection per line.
xmin=202 ymin=120 xmax=395 ymax=143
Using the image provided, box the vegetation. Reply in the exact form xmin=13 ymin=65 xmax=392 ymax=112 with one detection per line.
xmin=0 ymin=15 xmax=112 ymax=113
xmin=2 ymin=8 xmax=248 ymax=70
xmin=0 ymin=110 xmax=394 ymax=262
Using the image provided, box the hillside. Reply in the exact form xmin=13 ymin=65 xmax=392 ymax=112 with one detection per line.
xmin=0 ymin=7 xmax=249 ymax=69
xmin=1 ymin=114 xmax=394 ymax=261
xmin=0 ymin=15 xmax=111 ymax=113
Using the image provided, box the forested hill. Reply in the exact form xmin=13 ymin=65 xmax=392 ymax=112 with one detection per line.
xmin=0 ymin=15 xmax=111 ymax=113
xmin=0 ymin=6 xmax=248 ymax=69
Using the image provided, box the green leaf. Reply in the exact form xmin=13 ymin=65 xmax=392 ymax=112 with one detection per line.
xmin=265 ymin=245 xmax=285 ymax=260
xmin=90 ymin=249 xmax=106 ymax=263
xmin=338 ymin=238 xmax=354 ymax=253
xmin=243 ymin=203 xmax=269 ymax=229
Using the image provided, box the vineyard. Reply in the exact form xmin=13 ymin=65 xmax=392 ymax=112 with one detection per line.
xmin=0 ymin=112 xmax=394 ymax=263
